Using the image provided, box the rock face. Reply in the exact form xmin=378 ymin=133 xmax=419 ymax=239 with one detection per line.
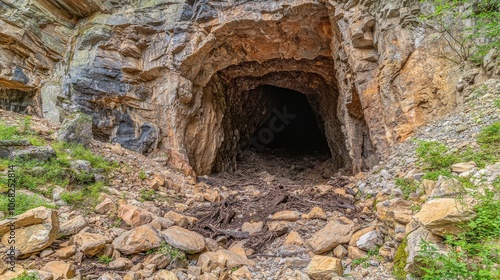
xmin=0 ymin=0 xmax=484 ymax=176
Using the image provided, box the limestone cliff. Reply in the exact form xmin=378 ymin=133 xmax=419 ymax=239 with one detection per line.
xmin=0 ymin=0 xmax=497 ymax=176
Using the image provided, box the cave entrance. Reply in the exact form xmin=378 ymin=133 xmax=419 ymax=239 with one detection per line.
xmin=246 ymin=86 xmax=330 ymax=158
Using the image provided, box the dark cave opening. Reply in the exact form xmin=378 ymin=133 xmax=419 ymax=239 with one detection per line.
xmin=244 ymin=86 xmax=331 ymax=157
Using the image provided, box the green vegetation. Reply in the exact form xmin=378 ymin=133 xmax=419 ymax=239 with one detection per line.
xmin=495 ymin=99 xmax=500 ymax=109
xmin=60 ymin=181 xmax=105 ymax=208
xmin=418 ymin=181 xmax=500 ymax=279
xmin=140 ymin=188 xmax=155 ymax=201
xmin=394 ymin=238 xmax=409 ymax=280
xmin=0 ymin=120 xmax=117 ymax=216
xmin=147 ymin=242 xmax=186 ymax=260
xmin=420 ymin=0 xmax=500 ymax=64
xmin=416 ymin=123 xmax=500 ymax=179
xmin=351 ymin=248 xmax=379 ymax=268
xmin=138 ymin=169 xmax=147 ymax=180
xmin=409 ymin=123 xmax=500 ymax=279
xmin=98 ymin=255 xmax=113 ymax=264
xmin=12 ymin=272 xmax=40 ymax=280
xmin=0 ymin=193 xmax=54 ymax=217
xmin=395 ymin=178 xmax=419 ymax=199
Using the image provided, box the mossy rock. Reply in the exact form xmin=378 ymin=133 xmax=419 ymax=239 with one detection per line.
xmin=393 ymin=237 xmax=408 ymax=280
xmin=57 ymin=113 xmax=93 ymax=148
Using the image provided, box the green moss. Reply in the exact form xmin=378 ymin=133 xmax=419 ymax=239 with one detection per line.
xmin=394 ymin=237 xmax=409 ymax=280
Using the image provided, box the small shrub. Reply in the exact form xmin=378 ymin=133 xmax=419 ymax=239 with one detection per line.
xmin=157 ymin=242 xmax=186 ymax=260
xmin=61 ymin=181 xmax=105 ymax=208
xmin=98 ymin=255 xmax=113 ymax=264
xmin=0 ymin=122 xmax=19 ymax=140
xmin=139 ymin=169 xmax=147 ymax=180
xmin=395 ymin=178 xmax=419 ymax=199
xmin=12 ymin=272 xmax=40 ymax=280
xmin=415 ymin=140 xmax=457 ymax=171
xmin=140 ymin=189 xmax=155 ymax=201
xmin=495 ymin=99 xmax=500 ymax=109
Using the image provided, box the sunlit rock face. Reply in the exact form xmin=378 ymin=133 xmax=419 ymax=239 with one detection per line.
xmin=0 ymin=0 xmax=459 ymax=175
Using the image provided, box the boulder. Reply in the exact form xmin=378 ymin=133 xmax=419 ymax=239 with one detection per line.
xmin=376 ymin=198 xmax=412 ymax=225
xmin=302 ymin=207 xmax=327 ymax=220
xmin=307 ymin=217 xmax=358 ymax=254
xmin=53 ymin=245 xmax=77 ymax=259
xmin=414 ymin=198 xmax=475 ymax=236
xmin=284 ymin=231 xmax=304 ymax=246
xmin=95 ymin=198 xmax=117 ymax=215
xmin=163 ymin=211 xmax=198 ymax=227
xmin=198 ymin=250 xmax=255 ymax=273
xmin=356 ymin=230 xmax=383 ymax=251
xmin=0 ymin=207 xmax=59 ymax=256
xmin=10 ymin=145 xmax=56 ymax=161
xmin=119 ymin=204 xmax=154 ymax=228
xmin=112 ymin=225 xmax=163 ymax=255
xmin=404 ymin=227 xmax=444 ymax=275
xmin=40 ymin=261 xmax=76 ymax=280
xmin=241 ymin=222 xmax=263 ymax=235
xmin=305 ymin=255 xmax=343 ymax=280
xmin=59 ymin=215 xmax=88 ymax=236
xmin=154 ymin=270 xmax=179 ymax=280
xmin=71 ymin=232 xmax=108 ymax=257
xmin=109 ymin=257 xmax=134 ymax=270
xmin=162 ymin=226 xmax=206 ymax=254
xmin=57 ymin=113 xmax=93 ymax=148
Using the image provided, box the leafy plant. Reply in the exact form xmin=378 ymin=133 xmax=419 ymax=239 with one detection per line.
xmin=12 ymin=272 xmax=40 ymax=280
xmin=140 ymin=189 xmax=155 ymax=201
xmin=415 ymin=140 xmax=457 ymax=171
xmin=139 ymin=169 xmax=147 ymax=180
xmin=98 ymin=255 xmax=113 ymax=264
xmin=395 ymin=178 xmax=420 ymax=199
xmin=156 ymin=242 xmax=186 ymax=260
xmin=419 ymin=0 xmax=500 ymax=64
xmin=417 ymin=183 xmax=500 ymax=279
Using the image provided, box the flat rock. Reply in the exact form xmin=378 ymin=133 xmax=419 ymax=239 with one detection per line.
xmin=40 ymin=261 xmax=76 ymax=280
xmin=241 ymin=222 xmax=263 ymax=235
xmin=198 ymin=250 xmax=255 ymax=273
xmin=307 ymin=217 xmax=358 ymax=254
xmin=306 ymin=255 xmax=343 ymax=280
xmin=162 ymin=226 xmax=206 ymax=254
xmin=271 ymin=210 xmax=300 ymax=221
xmin=414 ymin=198 xmax=475 ymax=236
xmin=113 ymin=225 xmax=163 ymax=255
xmin=59 ymin=215 xmax=87 ymax=236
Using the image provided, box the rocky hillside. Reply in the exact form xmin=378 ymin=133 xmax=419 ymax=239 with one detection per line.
xmin=0 ymin=78 xmax=499 ymax=279
xmin=0 ymin=0 xmax=499 ymax=280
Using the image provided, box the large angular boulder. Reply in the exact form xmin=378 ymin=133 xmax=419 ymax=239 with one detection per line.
xmin=376 ymin=198 xmax=412 ymax=225
xmin=414 ymin=198 xmax=475 ymax=237
xmin=119 ymin=204 xmax=154 ymax=228
xmin=71 ymin=232 xmax=108 ymax=257
xmin=112 ymin=225 xmax=163 ymax=255
xmin=307 ymin=217 xmax=358 ymax=254
xmin=40 ymin=261 xmax=76 ymax=280
xmin=0 ymin=207 xmax=59 ymax=256
xmin=305 ymin=255 xmax=343 ymax=280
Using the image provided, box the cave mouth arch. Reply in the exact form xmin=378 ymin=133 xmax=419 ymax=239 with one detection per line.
xmin=244 ymin=85 xmax=331 ymax=158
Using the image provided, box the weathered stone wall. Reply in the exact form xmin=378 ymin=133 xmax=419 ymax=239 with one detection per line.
xmin=0 ymin=0 xmax=478 ymax=176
